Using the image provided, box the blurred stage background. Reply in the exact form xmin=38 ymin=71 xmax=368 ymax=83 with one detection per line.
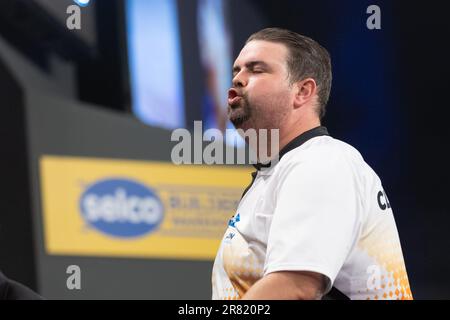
xmin=0 ymin=0 xmax=449 ymax=299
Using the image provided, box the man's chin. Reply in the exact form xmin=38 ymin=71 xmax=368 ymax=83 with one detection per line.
xmin=230 ymin=117 xmax=250 ymax=131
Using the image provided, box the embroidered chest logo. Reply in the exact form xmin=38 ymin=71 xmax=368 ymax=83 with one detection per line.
xmin=225 ymin=232 xmax=235 ymax=241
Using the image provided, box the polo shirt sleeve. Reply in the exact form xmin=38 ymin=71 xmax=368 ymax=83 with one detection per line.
xmin=263 ymin=149 xmax=362 ymax=293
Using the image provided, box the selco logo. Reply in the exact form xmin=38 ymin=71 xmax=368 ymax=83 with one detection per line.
xmin=80 ymin=178 xmax=164 ymax=238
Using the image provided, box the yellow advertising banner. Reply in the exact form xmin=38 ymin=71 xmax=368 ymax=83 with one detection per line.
xmin=39 ymin=155 xmax=252 ymax=260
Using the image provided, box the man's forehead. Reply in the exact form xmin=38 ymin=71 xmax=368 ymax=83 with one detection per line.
xmin=234 ymin=40 xmax=288 ymax=67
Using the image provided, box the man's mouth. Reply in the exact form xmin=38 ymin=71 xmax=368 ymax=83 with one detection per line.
xmin=228 ymin=96 xmax=242 ymax=106
xmin=227 ymin=88 xmax=251 ymax=127
xmin=228 ymin=88 xmax=243 ymax=107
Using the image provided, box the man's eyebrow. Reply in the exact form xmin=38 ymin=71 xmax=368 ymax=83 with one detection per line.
xmin=246 ymin=61 xmax=270 ymax=69
xmin=233 ymin=61 xmax=270 ymax=74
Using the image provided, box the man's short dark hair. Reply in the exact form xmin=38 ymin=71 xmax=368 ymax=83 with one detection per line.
xmin=246 ymin=27 xmax=332 ymax=119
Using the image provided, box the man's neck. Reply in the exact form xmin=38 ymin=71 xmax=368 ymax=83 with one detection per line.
xmin=279 ymin=119 xmax=321 ymax=152
xmin=253 ymin=120 xmax=321 ymax=164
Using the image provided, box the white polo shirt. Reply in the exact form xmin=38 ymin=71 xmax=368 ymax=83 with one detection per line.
xmin=212 ymin=126 xmax=413 ymax=300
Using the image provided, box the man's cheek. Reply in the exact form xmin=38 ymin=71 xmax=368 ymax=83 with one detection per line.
xmin=253 ymin=91 xmax=275 ymax=107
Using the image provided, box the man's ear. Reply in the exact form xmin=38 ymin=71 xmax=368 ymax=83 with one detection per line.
xmin=293 ymin=78 xmax=317 ymax=109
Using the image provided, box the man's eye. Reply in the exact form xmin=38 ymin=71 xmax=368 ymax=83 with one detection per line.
xmin=252 ymin=69 xmax=264 ymax=73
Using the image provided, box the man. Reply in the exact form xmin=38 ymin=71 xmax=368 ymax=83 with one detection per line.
xmin=212 ymin=28 xmax=413 ymax=300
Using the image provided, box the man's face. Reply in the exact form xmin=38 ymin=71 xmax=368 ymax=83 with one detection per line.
xmin=228 ymin=40 xmax=295 ymax=132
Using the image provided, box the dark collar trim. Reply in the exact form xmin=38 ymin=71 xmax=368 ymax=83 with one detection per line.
xmin=253 ymin=126 xmax=329 ymax=170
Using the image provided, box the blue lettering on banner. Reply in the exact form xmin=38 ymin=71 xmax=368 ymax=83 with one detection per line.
xmin=80 ymin=178 xmax=164 ymax=238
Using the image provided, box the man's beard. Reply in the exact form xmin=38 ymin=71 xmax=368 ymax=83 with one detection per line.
xmin=228 ymin=96 xmax=252 ymax=128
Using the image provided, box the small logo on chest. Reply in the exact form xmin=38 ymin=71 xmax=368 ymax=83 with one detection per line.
xmin=225 ymin=232 xmax=235 ymax=241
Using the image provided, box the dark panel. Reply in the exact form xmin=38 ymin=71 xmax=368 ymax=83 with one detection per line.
xmin=0 ymin=58 xmax=37 ymax=290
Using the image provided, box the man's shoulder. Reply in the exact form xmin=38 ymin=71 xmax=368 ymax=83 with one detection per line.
xmin=280 ymin=135 xmax=364 ymax=168
xmin=278 ymin=136 xmax=383 ymax=193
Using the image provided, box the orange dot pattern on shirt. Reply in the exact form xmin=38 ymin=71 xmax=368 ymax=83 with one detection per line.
xmin=222 ymin=287 xmax=240 ymax=300
xmin=222 ymin=232 xmax=264 ymax=300
xmin=359 ymin=220 xmax=413 ymax=300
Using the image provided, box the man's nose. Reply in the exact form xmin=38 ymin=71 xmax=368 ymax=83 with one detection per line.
xmin=232 ymin=72 xmax=247 ymax=88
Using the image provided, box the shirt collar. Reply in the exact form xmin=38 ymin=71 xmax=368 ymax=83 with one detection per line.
xmin=252 ymin=126 xmax=330 ymax=171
